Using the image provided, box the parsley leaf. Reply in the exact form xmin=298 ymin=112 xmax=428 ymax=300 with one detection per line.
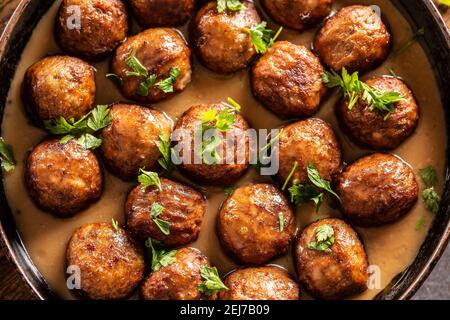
xmin=308 ymin=224 xmax=335 ymax=252
xmin=322 ymin=68 xmax=404 ymax=118
xmin=419 ymin=166 xmax=437 ymax=187
xmin=217 ymin=0 xmax=246 ymax=13
xmin=156 ymin=68 xmax=181 ymax=93
xmin=150 ymin=203 xmax=170 ymax=235
xmin=244 ymin=22 xmax=283 ymax=54
xmin=137 ymin=74 xmax=157 ymax=97
xmin=138 ymin=169 xmax=162 ymax=191
xmin=198 ymin=266 xmax=229 ymax=295
xmin=156 ymin=131 xmax=173 ymax=172
xmin=224 ymin=186 xmax=236 ymax=197
xmin=145 ymin=238 xmax=177 ymax=272
xmin=106 ymin=73 xmax=123 ymax=85
xmin=422 ymin=187 xmax=440 ymax=214
xmin=415 ymin=215 xmax=426 ymax=231
xmin=125 ymin=46 xmax=148 ymax=77
xmin=307 ymin=162 xmax=341 ymax=202
xmin=0 ymin=138 xmax=15 ymax=173
xmin=44 ymin=105 xmax=112 ymax=150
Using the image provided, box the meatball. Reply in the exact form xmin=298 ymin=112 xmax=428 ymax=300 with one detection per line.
xmin=189 ymin=1 xmax=261 ymax=74
xmin=251 ymin=41 xmax=326 ymax=119
xmin=336 ymin=153 xmax=419 ymax=227
xmin=22 ymin=56 xmax=96 ymax=126
xmin=173 ymin=103 xmax=250 ymax=185
xmin=66 ymin=223 xmax=145 ymax=300
xmin=140 ymin=247 xmax=214 ymax=300
xmin=56 ymin=0 xmax=129 ymax=61
xmin=111 ymin=28 xmax=191 ymax=103
xmin=25 ymin=139 xmax=103 ymax=217
xmin=294 ymin=218 xmax=369 ymax=300
xmin=219 ymin=266 xmax=300 ymax=300
xmin=218 ymin=184 xmax=295 ymax=265
xmin=100 ymin=103 xmax=172 ymax=182
xmin=261 ymin=0 xmax=333 ymax=31
xmin=314 ymin=5 xmax=391 ymax=73
xmin=129 ymin=0 xmax=196 ymax=27
xmin=276 ymin=118 xmax=341 ymax=186
xmin=126 ymin=178 xmax=206 ymax=247
xmin=337 ymin=76 xmax=420 ymax=150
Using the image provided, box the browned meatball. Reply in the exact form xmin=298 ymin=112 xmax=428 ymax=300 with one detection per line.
xmin=100 ymin=103 xmax=172 ymax=181
xmin=129 ymin=0 xmax=196 ymax=27
xmin=251 ymin=41 xmax=326 ymax=119
xmin=314 ymin=5 xmax=391 ymax=73
xmin=337 ymin=76 xmax=420 ymax=150
xmin=126 ymin=178 xmax=206 ymax=247
xmin=276 ymin=118 xmax=342 ymax=186
xmin=189 ymin=1 xmax=261 ymax=74
xmin=140 ymin=247 xmax=214 ymax=300
xmin=22 ymin=56 xmax=96 ymax=126
xmin=25 ymin=139 xmax=103 ymax=218
xmin=336 ymin=153 xmax=419 ymax=227
xmin=218 ymin=184 xmax=295 ymax=265
xmin=56 ymin=0 xmax=129 ymax=61
xmin=219 ymin=266 xmax=300 ymax=300
xmin=294 ymin=218 xmax=369 ymax=300
xmin=66 ymin=223 xmax=145 ymax=300
xmin=111 ymin=28 xmax=191 ymax=103
xmin=261 ymin=0 xmax=333 ymax=31
xmin=173 ymin=103 xmax=250 ymax=185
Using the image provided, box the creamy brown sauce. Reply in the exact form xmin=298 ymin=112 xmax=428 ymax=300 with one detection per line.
xmin=1 ymin=0 xmax=446 ymax=300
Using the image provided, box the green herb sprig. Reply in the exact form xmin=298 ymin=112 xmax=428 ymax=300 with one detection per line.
xmin=150 ymin=203 xmax=170 ymax=236
xmin=145 ymin=238 xmax=177 ymax=272
xmin=244 ymin=22 xmax=283 ymax=54
xmin=322 ymin=68 xmax=404 ymax=119
xmin=198 ymin=266 xmax=229 ymax=295
xmin=0 ymin=138 xmax=16 ymax=173
xmin=156 ymin=131 xmax=174 ymax=172
xmin=308 ymin=224 xmax=335 ymax=252
xmin=419 ymin=166 xmax=440 ymax=214
xmin=138 ymin=169 xmax=162 ymax=191
xmin=44 ymin=105 xmax=112 ymax=150
xmin=217 ymin=0 xmax=246 ymax=13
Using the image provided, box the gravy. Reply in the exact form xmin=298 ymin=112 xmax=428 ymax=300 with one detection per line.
xmin=1 ymin=0 xmax=446 ymax=300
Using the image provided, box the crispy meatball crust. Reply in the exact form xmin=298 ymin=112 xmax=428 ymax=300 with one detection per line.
xmin=56 ymin=0 xmax=129 ymax=61
xmin=173 ymin=103 xmax=250 ymax=185
xmin=336 ymin=153 xmax=419 ymax=227
xmin=218 ymin=184 xmax=295 ymax=265
xmin=66 ymin=223 xmax=145 ymax=300
xmin=314 ymin=5 xmax=391 ymax=73
xmin=140 ymin=247 xmax=214 ymax=300
xmin=337 ymin=76 xmax=420 ymax=150
xmin=219 ymin=266 xmax=300 ymax=300
xmin=25 ymin=139 xmax=103 ymax=218
xmin=126 ymin=178 xmax=206 ymax=246
xmin=129 ymin=0 xmax=196 ymax=27
xmin=261 ymin=0 xmax=333 ymax=31
xmin=111 ymin=28 xmax=192 ymax=103
xmin=294 ymin=218 xmax=369 ymax=300
xmin=100 ymin=103 xmax=172 ymax=182
xmin=251 ymin=41 xmax=326 ymax=119
xmin=276 ymin=118 xmax=342 ymax=185
xmin=22 ymin=56 xmax=96 ymax=125
xmin=189 ymin=1 xmax=261 ymax=74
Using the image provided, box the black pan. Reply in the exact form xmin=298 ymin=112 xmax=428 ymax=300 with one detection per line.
xmin=0 ymin=0 xmax=449 ymax=300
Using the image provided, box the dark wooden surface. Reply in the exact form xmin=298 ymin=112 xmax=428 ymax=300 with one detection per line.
xmin=0 ymin=1 xmax=449 ymax=300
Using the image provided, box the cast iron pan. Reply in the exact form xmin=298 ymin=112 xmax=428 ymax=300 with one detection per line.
xmin=0 ymin=0 xmax=449 ymax=300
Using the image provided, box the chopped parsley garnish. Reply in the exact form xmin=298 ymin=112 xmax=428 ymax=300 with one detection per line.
xmin=244 ymin=21 xmax=283 ymax=54
xmin=44 ymin=105 xmax=112 ymax=150
xmin=111 ymin=218 xmax=120 ymax=232
xmin=150 ymin=203 xmax=170 ymax=236
xmin=145 ymin=238 xmax=177 ymax=272
xmin=278 ymin=212 xmax=285 ymax=232
xmin=197 ymin=97 xmax=241 ymax=165
xmin=322 ymin=68 xmax=404 ymax=119
xmin=224 ymin=186 xmax=236 ymax=196
xmin=0 ymin=138 xmax=16 ymax=173
xmin=419 ymin=166 xmax=441 ymax=214
xmin=217 ymin=0 xmax=246 ymax=13
xmin=156 ymin=131 xmax=173 ymax=172
xmin=138 ymin=169 xmax=162 ymax=191
xmin=106 ymin=73 xmax=123 ymax=85
xmin=308 ymin=224 xmax=335 ymax=252
xmin=284 ymin=162 xmax=341 ymax=212
xmin=198 ymin=266 xmax=229 ymax=296
xmin=156 ymin=68 xmax=181 ymax=93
